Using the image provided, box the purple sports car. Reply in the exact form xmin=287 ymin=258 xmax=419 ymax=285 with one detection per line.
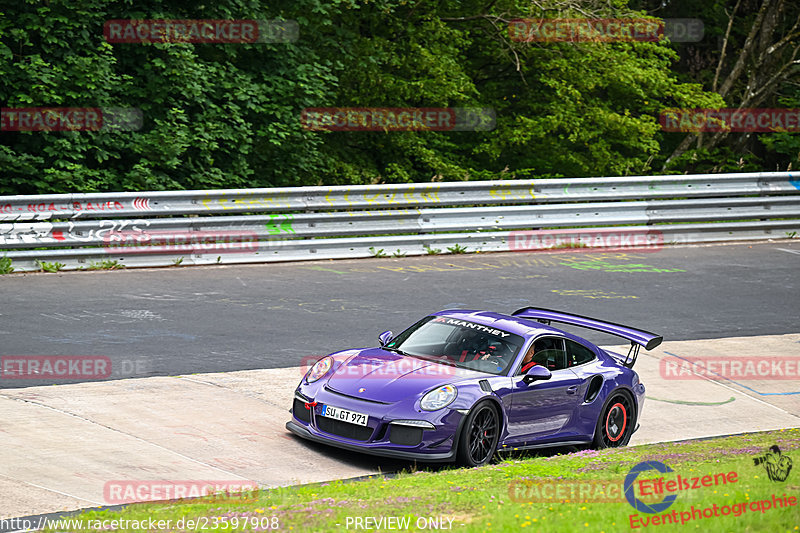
xmin=286 ymin=307 xmax=660 ymax=467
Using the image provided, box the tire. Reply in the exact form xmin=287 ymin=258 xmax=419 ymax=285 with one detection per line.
xmin=456 ymin=402 xmax=500 ymax=467
xmin=593 ymin=391 xmax=635 ymax=449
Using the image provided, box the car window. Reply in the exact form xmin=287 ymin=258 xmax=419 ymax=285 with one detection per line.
xmin=394 ymin=322 xmax=452 ymax=353
xmin=390 ymin=316 xmax=525 ymax=376
xmin=566 ymin=339 xmax=596 ymax=367
xmin=517 ymin=337 xmax=567 ymax=373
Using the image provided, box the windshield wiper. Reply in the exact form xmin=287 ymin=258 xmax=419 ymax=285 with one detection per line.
xmin=403 ymin=351 xmax=459 ymax=367
xmin=382 ymin=346 xmax=409 ymax=356
xmin=384 ymin=346 xmax=458 ymax=368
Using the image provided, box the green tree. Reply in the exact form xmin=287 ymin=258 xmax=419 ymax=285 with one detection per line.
xmin=633 ymin=0 xmax=800 ymax=172
xmin=0 ymin=0 xmax=733 ymax=195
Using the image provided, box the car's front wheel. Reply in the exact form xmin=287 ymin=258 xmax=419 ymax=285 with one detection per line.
xmin=593 ymin=391 xmax=635 ymax=448
xmin=457 ymin=402 xmax=500 ymax=467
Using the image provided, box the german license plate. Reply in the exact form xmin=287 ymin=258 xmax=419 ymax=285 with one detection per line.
xmin=319 ymin=404 xmax=368 ymax=426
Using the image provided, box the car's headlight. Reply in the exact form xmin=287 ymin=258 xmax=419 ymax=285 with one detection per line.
xmin=307 ymin=357 xmax=332 ymax=383
xmin=420 ymin=384 xmax=457 ymax=411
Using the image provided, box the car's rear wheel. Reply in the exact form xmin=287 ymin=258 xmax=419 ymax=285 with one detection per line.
xmin=593 ymin=392 xmax=634 ymax=448
xmin=457 ymin=402 xmax=500 ymax=467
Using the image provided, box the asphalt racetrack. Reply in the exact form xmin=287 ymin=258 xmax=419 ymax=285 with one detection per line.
xmin=0 ymin=241 xmax=799 ymax=521
xmin=1 ymin=241 xmax=799 ymax=388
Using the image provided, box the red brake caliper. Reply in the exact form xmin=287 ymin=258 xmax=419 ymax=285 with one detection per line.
xmin=606 ymin=403 xmax=627 ymax=442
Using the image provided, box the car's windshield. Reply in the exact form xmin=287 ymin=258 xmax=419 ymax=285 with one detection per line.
xmin=386 ymin=316 xmax=524 ymax=376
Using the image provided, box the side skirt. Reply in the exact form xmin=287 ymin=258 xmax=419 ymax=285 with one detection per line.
xmin=496 ymin=439 xmax=593 ymax=453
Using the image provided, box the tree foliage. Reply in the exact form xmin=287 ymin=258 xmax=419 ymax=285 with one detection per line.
xmin=633 ymin=0 xmax=800 ymax=172
xmin=0 ymin=0 xmax=790 ymax=195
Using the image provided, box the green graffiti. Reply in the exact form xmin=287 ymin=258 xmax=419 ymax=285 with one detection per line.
xmin=266 ymin=213 xmax=295 ymax=235
xmin=647 ymin=396 xmax=736 ymax=406
xmin=561 ymin=260 xmax=685 ymax=273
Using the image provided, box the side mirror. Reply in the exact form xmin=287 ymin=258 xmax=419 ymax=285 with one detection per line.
xmin=522 ymin=365 xmax=552 ymax=384
xmin=378 ymin=331 xmax=393 ymax=347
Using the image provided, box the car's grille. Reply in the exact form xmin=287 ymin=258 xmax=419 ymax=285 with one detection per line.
xmin=389 ymin=425 xmax=423 ymax=446
xmin=316 ymin=417 xmax=373 ymax=441
xmin=293 ymin=399 xmax=311 ymax=423
xmin=373 ymin=423 xmax=388 ymax=441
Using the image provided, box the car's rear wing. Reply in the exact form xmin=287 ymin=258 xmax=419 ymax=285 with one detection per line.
xmin=511 ymin=307 xmax=663 ymax=368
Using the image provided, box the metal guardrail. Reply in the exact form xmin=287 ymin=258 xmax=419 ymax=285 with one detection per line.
xmin=1 ymin=171 xmax=798 ymax=272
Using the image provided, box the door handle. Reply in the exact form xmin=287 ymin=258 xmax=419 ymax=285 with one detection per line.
xmin=566 ymin=386 xmax=578 ymax=395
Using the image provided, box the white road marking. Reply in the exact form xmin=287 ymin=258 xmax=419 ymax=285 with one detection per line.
xmin=775 ymin=247 xmax=800 ymax=255
xmin=664 ymin=357 xmax=799 ymax=417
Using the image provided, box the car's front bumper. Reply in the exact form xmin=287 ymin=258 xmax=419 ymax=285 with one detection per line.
xmin=287 ymin=386 xmax=468 ymax=462
xmin=286 ymin=420 xmax=460 ymax=462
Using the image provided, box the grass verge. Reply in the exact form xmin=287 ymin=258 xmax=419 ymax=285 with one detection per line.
xmin=41 ymin=429 xmax=800 ymax=532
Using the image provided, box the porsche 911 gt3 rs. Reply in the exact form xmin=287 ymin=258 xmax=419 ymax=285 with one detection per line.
xmin=286 ymin=307 xmax=660 ymax=466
